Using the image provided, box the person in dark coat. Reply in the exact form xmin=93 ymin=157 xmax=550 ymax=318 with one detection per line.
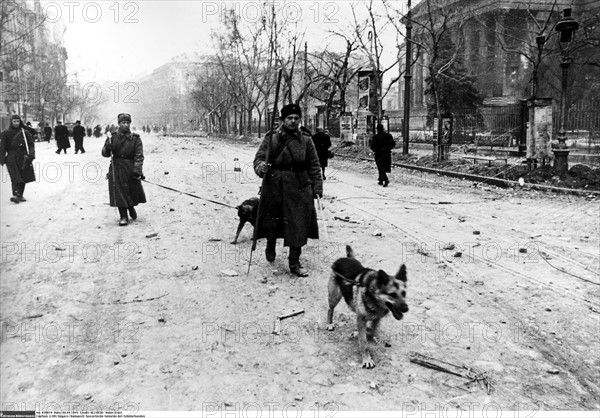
xmin=25 ymin=122 xmax=38 ymax=142
xmin=254 ymin=104 xmax=323 ymax=277
xmin=54 ymin=121 xmax=70 ymax=154
xmin=93 ymin=125 xmax=102 ymax=137
xmin=86 ymin=127 xmax=92 ymax=137
xmin=44 ymin=123 xmax=52 ymax=142
xmin=102 ymin=113 xmax=146 ymax=226
xmin=72 ymin=120 xmax=86 ymax=154
xmin=311 ymin=127 xmax=332 ymax=180
xmin=369 ymin=124 xmax=396 ymax=187
xmin=0 ymin=115 xmax=36 ymax=203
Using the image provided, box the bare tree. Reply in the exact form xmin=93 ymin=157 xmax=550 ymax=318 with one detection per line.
xmin=349 ymin=0 xmax=402 ymax=120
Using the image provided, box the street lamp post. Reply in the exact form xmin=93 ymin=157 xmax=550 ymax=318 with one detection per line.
xmin=553 ymin=8 xmax=579 ymax=179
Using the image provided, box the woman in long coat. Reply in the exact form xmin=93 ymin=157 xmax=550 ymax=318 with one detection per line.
xmin=102 ymin=113 xmax=146 ymax=226
xmin=0 ymin=114 xmax=36 ymax=203
xmin=254 ymin=104 xmax=323 ymax=277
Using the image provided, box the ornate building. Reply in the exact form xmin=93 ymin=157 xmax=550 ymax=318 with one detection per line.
xmin=401 ymin=0 xmax=596 ymax=113
xmin=0 ymin=0 xmax=68 ymax=130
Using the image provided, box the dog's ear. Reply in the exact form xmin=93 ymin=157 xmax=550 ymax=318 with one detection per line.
xmin=376 ymin=269 xmax=390 ymax=286
xmin=346 ymin=245 xmax=354 ymax=258
xmin=396 ymin=264 xmax=407 ymax=282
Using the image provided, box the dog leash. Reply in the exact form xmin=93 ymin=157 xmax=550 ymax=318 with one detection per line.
xmin=333 ymin=270 xmax=364 ymax=287
xmin=141 ymin=179 xmax=237 ymax=209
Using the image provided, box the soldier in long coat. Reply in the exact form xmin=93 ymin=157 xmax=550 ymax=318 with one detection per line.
xmin=54 ymin=121 xmax=70 ymax=153
xmin=254 ymin=104 xmax=323 ymax=277
xmin=102 ymin=113 xmax=146 ymax=226
xmin=0 ymin=114 xmax=36 ymax=203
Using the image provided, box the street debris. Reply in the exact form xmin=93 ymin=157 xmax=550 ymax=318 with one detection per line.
xmin=145 ymin=233 xmax=159 ymax=238
xmin=272 ymin=309 xmax=305 ymax=335
xmin=409 ymin=352 xmax=494 ymax=394
xmin=334 ymin=216 xmax=360 ymax=224
xmin=221 ymin=269 xmax=239 ymax=277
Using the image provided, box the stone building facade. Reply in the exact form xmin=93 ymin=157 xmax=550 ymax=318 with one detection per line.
xmin=0 ymin=0 xmax=68 ymax=130
xmin=401 ymin=0 xmax=593 ymax=113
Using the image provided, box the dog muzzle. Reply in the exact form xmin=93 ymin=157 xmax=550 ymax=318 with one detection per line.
xmin=387 ymin=302 xmax=409 ymax=320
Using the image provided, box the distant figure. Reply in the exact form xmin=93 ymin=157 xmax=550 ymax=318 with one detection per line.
xmin=93 ymin=125 xmax=102 ymax=138
xmin=369 ymin=124 xmax=396 ymax=187
xmin=25 ymin=121 xmax=38 ymax=142
xmin=73 ymin=120 xmax=86 ymax=154
xmin=312 ymin=127 xmax=332 ymax=180
xmin=54 ymin=121 xmax=70 ymax=154
xmin=44 ymin=123 xmax=52 ymax=143
xmin=87 ymin=127 xmax=92 ymax=137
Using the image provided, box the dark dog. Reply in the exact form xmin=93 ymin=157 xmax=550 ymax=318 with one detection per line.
xmin=231 ymin=197 xmax=259 ymax=244
xmin=327 ymin=245 xmax=408 ymax=368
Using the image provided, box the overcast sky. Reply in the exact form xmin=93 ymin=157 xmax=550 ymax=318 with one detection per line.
xmin=51 ymin=1 xmax=407 ymax=84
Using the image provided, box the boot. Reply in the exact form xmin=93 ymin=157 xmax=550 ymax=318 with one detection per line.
xmin=265 ymin=239 xmax=276 ymax=262
xmin=128 ymin=206 xmax=137 ymax=220
xmin=16 ymin=184 xmax=26 ymax=201
xmin=118 ymin=207 xmax=129 ymax=226
xmin=10 ymin=196 xmax=20 ymax=204
xmin=289 ymin=246 xmax=308 ymax=277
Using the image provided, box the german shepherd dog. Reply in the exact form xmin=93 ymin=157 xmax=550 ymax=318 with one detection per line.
xmin=231 ymin=197 xmax=259 ymax=244
xmin=327 ymin=245 xmax=408 ymax=368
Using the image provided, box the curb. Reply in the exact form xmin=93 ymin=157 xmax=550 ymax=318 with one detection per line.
xmin=336 ymin=153 xmax=600 ymax=197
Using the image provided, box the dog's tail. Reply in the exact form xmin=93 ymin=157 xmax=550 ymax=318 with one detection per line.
xmin=346 ymin=245 xmax=354 ymax=258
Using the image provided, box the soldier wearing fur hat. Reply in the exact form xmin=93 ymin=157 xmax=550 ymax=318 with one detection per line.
xmin=102 ymin=113 xmax=146 ymax=226
xmin=253 ymin=103 xmax=323 ymax=277
xmin=0 ymin=115 xmax=36 ymax=203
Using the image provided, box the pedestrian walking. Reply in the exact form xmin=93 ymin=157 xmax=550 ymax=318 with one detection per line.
xmin=253 ymin=103 xmax=323 ymax=277
xmin=73 ymin=120 xmax=86 ymax=154
xmin=369 ymin=124 xmax=396 ymax=187
xmin=0 ymin=115 xmax=36 ymax=203
xmin=54 ymin=121 xmax=70 ymax=154
xmin=25 ymin=122 xmax=38 ymax=142
xmin=93 ymin=125 xmax=102 ymax=137
xmin=101 ymin=113 xmax=146 ymax=226
xmin=311 ymin=127 xmax=332 ymax=180
xmin=86 ymin=127 xmax=92 ymax=137
xmin=44 ymin=123 xmax=52 ymax=143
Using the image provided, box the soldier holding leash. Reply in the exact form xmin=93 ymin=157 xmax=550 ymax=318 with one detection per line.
xmin=253 ymin=104 xmax=323 ymax=277
xmin=102 ymin=113 xmax=146 ymax=226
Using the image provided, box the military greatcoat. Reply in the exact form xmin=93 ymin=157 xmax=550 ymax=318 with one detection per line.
xmin=253 ymin=127 xmax=323 ymax=247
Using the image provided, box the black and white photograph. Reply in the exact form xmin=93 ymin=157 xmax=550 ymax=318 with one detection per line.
xmin=1 ymin=1 xmax=599 ymax=417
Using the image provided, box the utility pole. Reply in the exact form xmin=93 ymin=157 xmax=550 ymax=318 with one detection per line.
xmin=304 ymin=41 xmax=308 ymax=128
xmin=402 ymin=0 xmax=412 ymax=154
